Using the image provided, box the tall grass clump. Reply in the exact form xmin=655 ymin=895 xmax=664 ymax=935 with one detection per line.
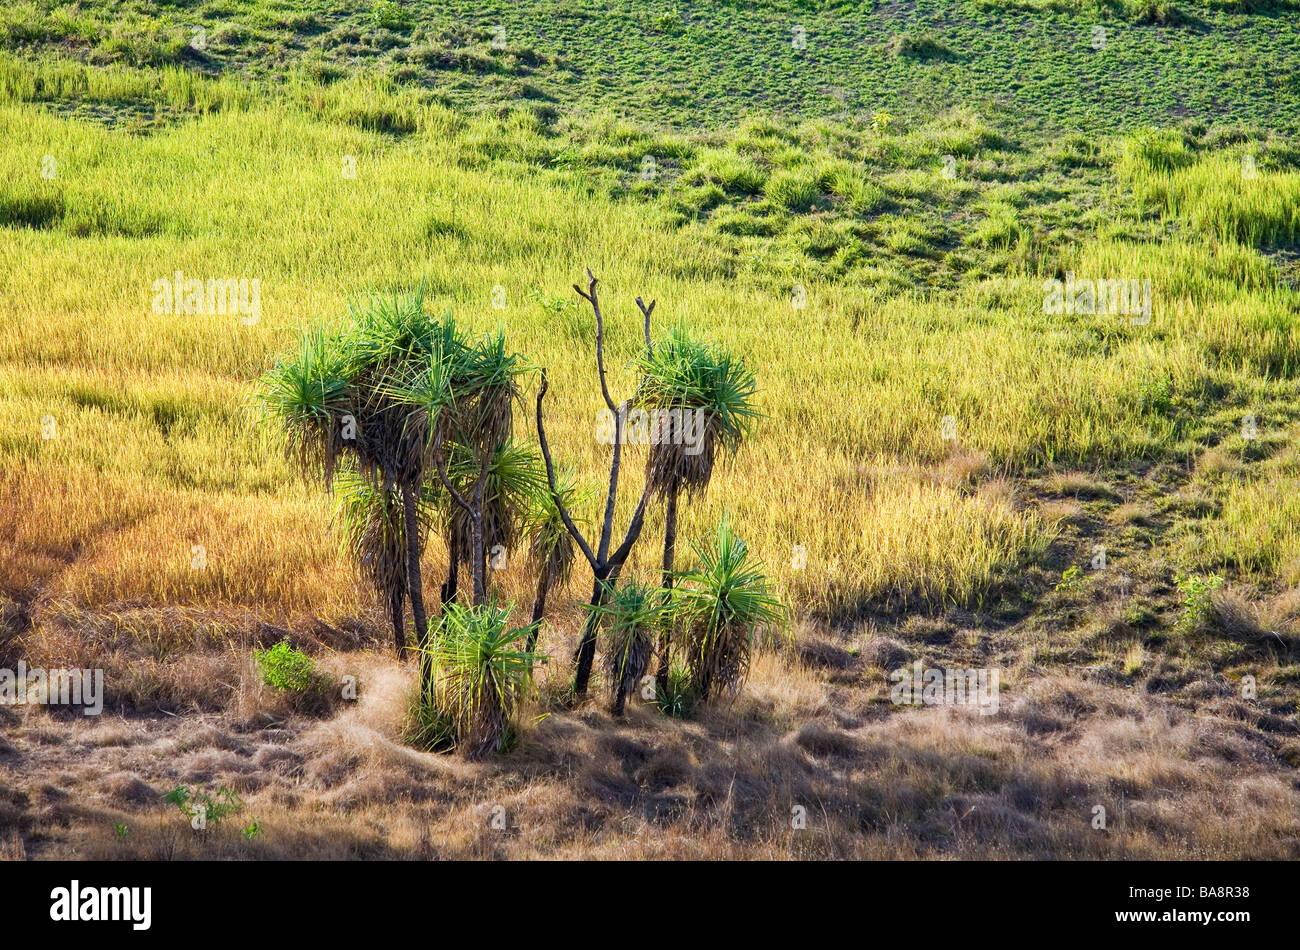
xmin=0 ymin=53 xmax=255 ymax=113
xmin=1125 ymin=152 xmax=1300 ymax=248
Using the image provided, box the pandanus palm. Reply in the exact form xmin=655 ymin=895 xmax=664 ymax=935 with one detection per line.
xmin=635 ymin=328 xmax=758 ymax=692
xmin=426 ymin=602 xmax=542 ymax=759
xmin=398 ymin=330 xmax=529 ymax=608
xmin=260 ymin=294 xmax=457 ymax=658
xmin=673 ymin=517 xmax=784 ymax=703
xmin=588 ymin=579 xmax=670 ymax=716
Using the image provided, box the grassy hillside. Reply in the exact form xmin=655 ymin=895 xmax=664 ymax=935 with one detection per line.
xmin=1 ymin=1 xmax=1299 ymax=859
xmin=3 ymin=0 xmax=1300 ymax=129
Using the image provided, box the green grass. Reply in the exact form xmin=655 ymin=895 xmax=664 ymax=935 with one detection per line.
xmin=2 ymin=0 xmax=1300 ymax=133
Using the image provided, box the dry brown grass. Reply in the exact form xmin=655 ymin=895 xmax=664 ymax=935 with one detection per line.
xmin=3 ymin=616 xmax=1298 ymax=860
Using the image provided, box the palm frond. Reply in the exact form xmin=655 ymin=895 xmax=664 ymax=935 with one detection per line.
xmin=437 ymin=438 xmax=547 ymax=565
xmin=447 ymin=330 xmax=531 ymax=453
xmin=257 ymin=323 xmax=354 ymax=482
xmin=524 ymin=466 xmax=590 ymax=586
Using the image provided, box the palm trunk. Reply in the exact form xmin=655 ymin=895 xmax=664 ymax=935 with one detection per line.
xmin=470 ymin=514 xmax=486 ymax=605
xmin=402 ymin=483 xmax=429 ymax=682
xmin=389 ymin=587 xmax=406 ymax=659
xmin=441 ymin=534 xmax=459 ymax=606
xmin=530 ymin=566 xmax=550 ymax=628
xmin=527 ymin=566 xmax=549 ymax=641
xmin=654 ymin=481 xmax=680 ymax=694
xmin=469 ymin=455 xmax=491 ymax=606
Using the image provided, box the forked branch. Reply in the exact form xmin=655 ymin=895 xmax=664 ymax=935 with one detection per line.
xmin=535 ymin=371 xmax=598 ymax=571
xmin=636 ymin=296 xmax=655 ymax=360
xmin=573 ymin=268 xmax=618 ymax=415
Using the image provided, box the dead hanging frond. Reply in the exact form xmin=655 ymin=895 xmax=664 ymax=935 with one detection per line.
xmin=644 ymin=408 xmax=720 ymax=498
xmin=334 ymin=473 xmax=440 ymax=599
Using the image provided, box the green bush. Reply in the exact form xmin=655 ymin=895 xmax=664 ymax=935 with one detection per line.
xmin=255 ymin=640 xmax=323 ymax=693
xmin=886 ymin=31 xmax=953 ymax=61
xmin=1136 ymin=374 xmax=1173 ymax=415
xmin=369 ymin=1 xmax=414 ymax=32
xmin=164 ymin=785 xmax=243 ymax=829
xmin=1175 ymin=572 xmax=1224 ymax=633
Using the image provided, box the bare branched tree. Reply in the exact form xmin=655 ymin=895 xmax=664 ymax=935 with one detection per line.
xmin=534 ymin=270 xmax=655 ymax=698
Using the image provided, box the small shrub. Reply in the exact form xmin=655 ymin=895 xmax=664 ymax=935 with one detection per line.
xmin=656 ymin=665 xmax=695 ymax=718
xmin=370 ymin=1 xmax=414 ymax=31
xmin=1136 ymin=374 xmax=1173 ymax=414
xmin=649 ymin=9 xmax=684 ymax=33
xmin=886 ymin=31 xmax=953 ymax=61
xmin=1174 ymin=572 xmax=1225 ymax=633
xmin=255 ymin=640 xmax=323 ymax=693
xmin=1055 ymin=564 xmax=1088 ymax=593
xmin=164 ymin=785 xmax=242 ymax=830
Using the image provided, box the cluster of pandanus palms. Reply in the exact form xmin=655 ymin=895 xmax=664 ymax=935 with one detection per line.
xmin=260 ymin=270 xmax=783 ymax=757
